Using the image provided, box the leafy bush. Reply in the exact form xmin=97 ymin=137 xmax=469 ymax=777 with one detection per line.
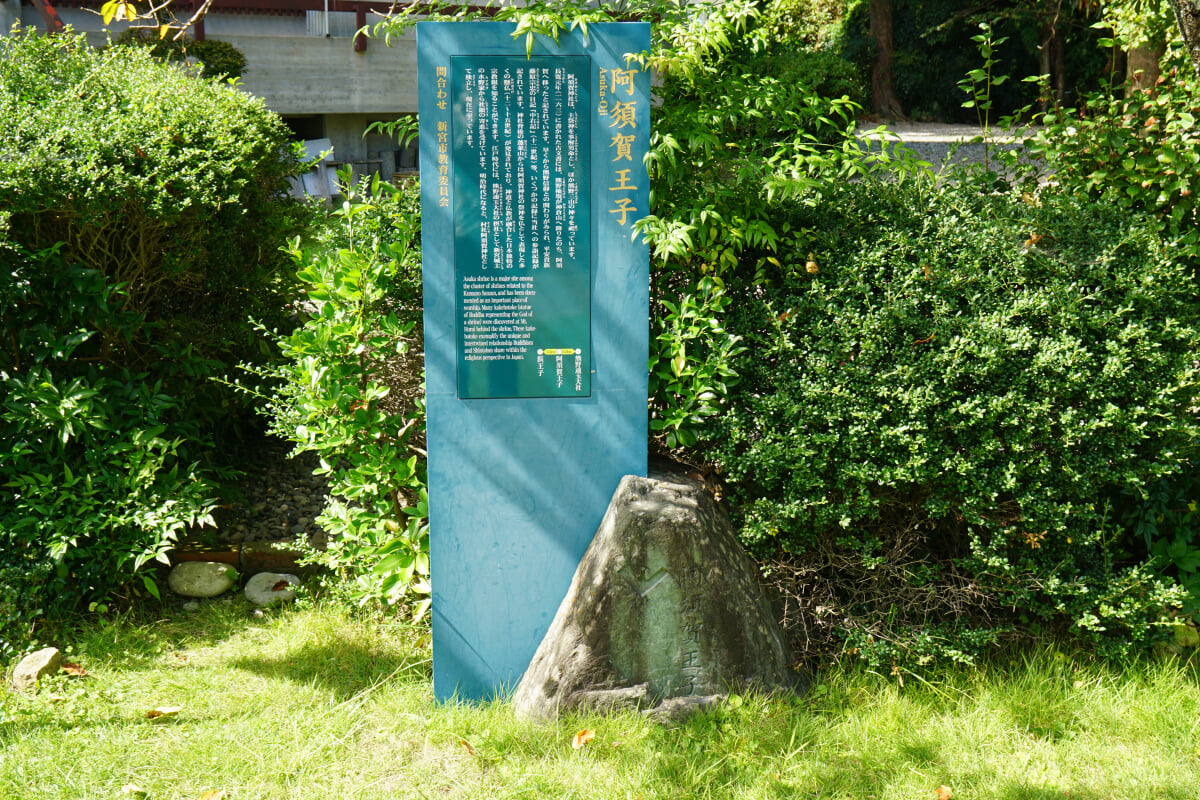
xmin=764 ymin=48 xmax=866 ymax=110
xmin=1015 ymin=54 xmax=1200 ymax=619
xmin=757 ymin=0 xmax=848 ymax=50
xmin=113 ymin=29 xmax=248 ymax=79
xmin=243 ymin=174 xmax=429 ymax=618
xmin=1 ymin=241 xmax=215 ymax=657
xmin=0 ymin=29 xmax=303 ymax=652
xmin=708 ymin=178 xmax=1198 ymax=665
xmin=0 ymin=28 xmax=304 ymax=444
xmin=639 ymin=0 xmax=910 ymax=448
xmin=1117 ymin=474 xmax=1200 ymax=620
xmin=1022 ymin=54 xmax=1200 ymax=241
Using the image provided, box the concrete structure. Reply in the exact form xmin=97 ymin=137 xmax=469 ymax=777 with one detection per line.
xmin=1 ymin=0 xmax=23 ymax=31
xmin=6 ymin=0 xmax=421 ymax=177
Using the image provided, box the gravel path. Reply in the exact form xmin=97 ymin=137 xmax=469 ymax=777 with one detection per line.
xmin=214 ymin=439 xmax=330 ymax=546
xmin=856 ymin=121 xmax=1035 ymax=170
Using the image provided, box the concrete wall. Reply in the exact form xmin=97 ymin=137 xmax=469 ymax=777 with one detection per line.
xmin=0 ymin=0 xmax=20 ymax=32
xmin=205 ymin=11 xmax=306 ymax=37
xmin=6 ymin=10 xmax=418 ymax=118
xmin=222 ymin=32 xmax=418 ymax=116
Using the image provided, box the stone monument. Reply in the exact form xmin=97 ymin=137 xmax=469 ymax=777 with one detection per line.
xmin=513 ymin=468 xmax=796 ymax=720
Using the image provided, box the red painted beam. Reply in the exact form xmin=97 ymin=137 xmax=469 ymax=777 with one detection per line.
xmin=354 ymin=0 xmax=366 ymax=51
xmin=48 ymin=0 xmax=499 ymax=15
xmin=30 ymin=0 xmax=67 ymax=33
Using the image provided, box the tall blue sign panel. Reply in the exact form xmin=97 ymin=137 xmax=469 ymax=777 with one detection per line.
xmin=418 ymin=21 xmax=650 ymax=700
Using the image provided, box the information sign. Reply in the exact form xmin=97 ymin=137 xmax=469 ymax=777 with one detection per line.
xmin=452 ymin=56 xmax=592 ymax=398
xmin=419 ymin=21 xmax=650 ymax=702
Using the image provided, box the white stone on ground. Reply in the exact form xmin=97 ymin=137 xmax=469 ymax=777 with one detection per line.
xmin=244 ymin=572 xmax=299 ymax=606
xmin=167 ymin=561 xmax=237 ymax=598
xmin=11 ymin=647 xmax=63 ymax=691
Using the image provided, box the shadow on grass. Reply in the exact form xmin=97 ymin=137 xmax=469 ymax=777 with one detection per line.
xmin=625 ymin=666 xmax=1200 ymax=800
xmin=51 ymin=598 xmax=278 ymax=673
xmin=997 ymin=783 xmax=1199 ymax=800
xmin=230 ymin=637 xmax=432 ymax=699
xmin=640 ymin=713 xmax=1200 ymax=800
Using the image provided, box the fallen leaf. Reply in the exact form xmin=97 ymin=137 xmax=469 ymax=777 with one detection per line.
xmin=145 ymin=705 xmax=183 ymax=720
xmin=936 ymin=785 xmax=953 ymax=800
xmin=200 ymin=791 xmax=228 ymax=800
xmin=459 ymin=738 xmax=476 ymax=756
xmin=271 ymin=580 xmax=290 ymax=592
xmin=120 ymin=785 xmax=146 ymax=796
xmin=47 ymin=694 xmax=67 ymax=703
xmin=572 ymin=728 xmax=596 ymax=750
xmin=61 ymin=662 xmax=88 ymax=677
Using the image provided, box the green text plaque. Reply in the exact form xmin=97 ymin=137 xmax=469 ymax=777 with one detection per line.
xmin=452 ymin=56 xmax=591 ymax=398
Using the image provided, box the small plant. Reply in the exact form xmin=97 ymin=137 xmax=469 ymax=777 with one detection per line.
xmin=1022 ymin=52 xmax=1200 ymax=244
xmin=958 ymin=23 xmax=1009 ymax=148
xmin=242 ymin=172 xmax=429 ymax=618
xmin=954 ymin=21 xmax=1045 ymax=182
xmin=648 ymin=276 xmax=744 ymax=449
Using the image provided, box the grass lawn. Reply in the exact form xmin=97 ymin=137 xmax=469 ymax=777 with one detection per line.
xmin=3 ymin=600 xmax=1199 ymax=800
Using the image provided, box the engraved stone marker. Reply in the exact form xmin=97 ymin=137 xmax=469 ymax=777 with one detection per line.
xmin=512 ymin=469 xmax=795 ymax=720
xmin=418 ymin=22 xmax=650 ymax=701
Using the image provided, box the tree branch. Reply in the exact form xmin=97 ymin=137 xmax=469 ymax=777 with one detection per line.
xmin=1168 ymin=0 xmax=1200 ymax=80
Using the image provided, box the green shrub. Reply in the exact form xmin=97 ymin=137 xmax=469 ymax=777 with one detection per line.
xmin=745 ymin=48 xmax=867 ymax=115
xmin=0 ymin=29 xmax=303 ymax=652
xmin=1022 ymin=55 xmax=1200 ymax=241
xmin=641 ymin=1 xmax=900 ymax=448
xmin=113 ymin=29 xmax=247 ymax=79
xmin=1 ymin=242 xmax=215 ymax=657
xmin=757 ymin=0 xmax=848 ymax=50
xmin=709 ymin=178 xmax=1198 ymax=664
xmin=1015 ymin=56 xmax=1200 ymax=618
xmin=0 ymin=28 xmax=304 ymax=440
xmin=1116 ymin=474 xmax=1200 ymax=621
xmin=242 ymin=174 xmax=429 ymax=618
